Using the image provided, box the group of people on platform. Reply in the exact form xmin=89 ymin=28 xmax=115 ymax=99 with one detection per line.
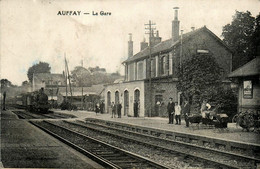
xmin=167 ymin=98 xmax=191 ymax=127
xmin=95 ymin=101 xmax=105 ymax=115
xmin=167 ymin=97 xmax=211 ymax=127
xmin=96 ymin=97 xmax=211 ymax=126
xmin=95 ymin=100 xmax=140 ymax=118
xmin=110 ymin=100 xmax=139 ymax=118
xmin=110 ymin=102 xmax=122 ymax=118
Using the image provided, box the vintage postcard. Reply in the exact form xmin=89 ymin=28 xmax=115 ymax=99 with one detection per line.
xmin=1 ymin=0 xmax=259 ymax=168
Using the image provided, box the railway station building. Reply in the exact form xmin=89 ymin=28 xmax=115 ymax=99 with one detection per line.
xmin=229 ymin=56 xmax=260 ymax=114
xmin=104 ymin=9 xmax=232 ymax=117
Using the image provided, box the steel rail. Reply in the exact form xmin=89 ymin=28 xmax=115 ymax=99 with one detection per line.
xmin=82 ymin=120 xmax=260 ymax=163
xmin=64 ymin=120 xmax=256 ymax=169
xmin=30 ymin=121 xmax=121 ymax=169
xmin=30 ymin=120 xmax=169 ymax=169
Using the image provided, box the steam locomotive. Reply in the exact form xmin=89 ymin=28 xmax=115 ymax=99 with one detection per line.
xmin=20 ymin=88 xmax=50 ymax=113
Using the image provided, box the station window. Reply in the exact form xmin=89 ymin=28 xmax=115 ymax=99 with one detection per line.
xmin=155 ymin=95 xmax=163 ymax=104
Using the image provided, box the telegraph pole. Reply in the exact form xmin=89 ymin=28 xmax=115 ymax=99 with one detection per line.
xmin=64 ymin=53 xmax=68 ymax=102
xmin=65 ymin=57 xmax=73 ymax=104
xmin=81 ymin=59 xmax=84 ymax=110
xmin=145 ymin=20 xmax=156 ymax=117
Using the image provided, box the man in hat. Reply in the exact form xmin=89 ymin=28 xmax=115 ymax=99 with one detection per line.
xmin=100 ymin=100 xmax=105 ymax=114
xmin=117 ymin=102 xmax=122 ymax=118
xmin=167 ymin=98 xmax=175 ymax=124
xmin=111 ymin=102 xmax=116 ymax=118
xmin=175 ymin=102 xmax=182 ymax=125
xmin=182 ymin=100 xmax=191 ymax=127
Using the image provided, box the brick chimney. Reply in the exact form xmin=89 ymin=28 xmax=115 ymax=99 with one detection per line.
xmin=172 ymin=7 xmax=180 ymax=42
xmin=140 ymin=37 xmax=148 ymax=51
xmin=150 ymin=30 xmax=162 ymax=47
xmin=128 ymin=33 xmax=133 ymax=58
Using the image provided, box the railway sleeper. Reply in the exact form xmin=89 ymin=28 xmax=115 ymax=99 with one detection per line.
xmin=80 ymin=120 xmax=258 ymax=169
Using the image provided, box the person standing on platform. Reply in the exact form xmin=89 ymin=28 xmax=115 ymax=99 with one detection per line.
xmin=175 ymin=102 xmax=182 ymax=125
xmin=95 ymin=103 xmax=100 ymax=115
xmin=182 ymin=100 xmax=191 ymax=127
xmin=111 ymin=102 xmax=116 ymax=118
xmin=134 ymin=100 xmax=138 ymax=117
xmin=100 ymin=101 xmax=105 ymax=114
xmin=167 ymin=98 xmax=175 ymax=124
xmin=117 ymin=102 xmax=122 ymax=118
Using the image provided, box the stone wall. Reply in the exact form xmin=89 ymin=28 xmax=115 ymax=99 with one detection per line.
xmin=104 ymin=81 xmax=145 ymax=117
xmin=144 ymin=79 xmax=178 ymax=117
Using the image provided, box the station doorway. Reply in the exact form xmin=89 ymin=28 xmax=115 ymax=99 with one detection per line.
xmin=134 ymin=89 xmax=140 ymax=117
xmin=115 ymin=91 xmax=119 ymax=104
xmin=124 ymin=90 xmax=129 ymax=116
xmin=107 ymin=91 xmax=111 ymax=113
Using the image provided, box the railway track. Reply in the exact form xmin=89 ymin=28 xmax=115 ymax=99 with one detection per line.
xmin=12 ymin=110 xmax=75 ymax=119
xmin=30 ymin=120 xmax=169 ymax=169
xmin=12 ymin=110 xmax=39 ymax=119
xmin=60 ymin=120 xmax=259 ymax=169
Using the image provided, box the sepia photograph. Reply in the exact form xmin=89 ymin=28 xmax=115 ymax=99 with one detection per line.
xmin=0 ymin=0 xmax=260 ymax=168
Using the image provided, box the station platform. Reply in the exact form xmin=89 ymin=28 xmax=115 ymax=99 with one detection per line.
xmin=0 ymin=110 xmax=103 ymax=168
xmin=55 ymin=109 xmax=260 ymax=145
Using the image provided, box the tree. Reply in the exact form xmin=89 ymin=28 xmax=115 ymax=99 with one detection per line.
xmin=177 ymin=54 xmax=237 ymax=117
xmin=1 ymin=79 xmax=14 ymax=89
xmin=1 ymin=79 xmax=15 ymax=101
xmin=177 ymin=54 xmax=223 ymax=111
xmin=27 ymin=62 xmax=51 ymax=83
xmin=222 ymin=11 xmax=256 ymax=70
xmin=71 ymin=66 xmax=92 ymax=87
xmin=88 ymin=66 xmax=106 ymax=73
xmin=70 ymin=66 xmax=123 ymax=86
xmin=252 ymin=13 xmax=260 ymax=56
xmin=22 ymin=80 xmax=30 ymax=86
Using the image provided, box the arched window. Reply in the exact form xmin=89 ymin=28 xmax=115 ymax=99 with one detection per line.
xmin=134 ymin=89 xmax=140 ymax=117
xmin=115 ymin=91 xmax=120 ymax=104
xmin=107 ymin=91 xmax=111 ymax=106
xmin=124 ymin=90 xmax=129 ymax=116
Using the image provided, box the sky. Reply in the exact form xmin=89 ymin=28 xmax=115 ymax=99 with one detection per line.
xmin=0 ymin=0 xmax=260 ymax=85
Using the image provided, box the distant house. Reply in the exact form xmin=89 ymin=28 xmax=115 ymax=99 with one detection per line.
xmin=58 ymin=84 xmax=105 ymax=109
xmin=105 ymin=9 xmax=232 ymax=117
xmin=32 ymin=73 xmax=66 ymax=101
xmin=228 ymin=57 xmax=260 ymax=114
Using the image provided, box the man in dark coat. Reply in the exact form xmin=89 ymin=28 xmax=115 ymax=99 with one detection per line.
xmin=100 ymin=101 xmax=105 ymax=114
xmin=182 ymin=100 xmax=191 ymax=127
xmin=111 ymin=102 xmax=116 ymax=118
xmin=134 ymin=100 xmax=138 ymax=117
xmin=167 ymin=98 xmax=175 ymax=124
xmin=117 ymin=102 xmax=122 ymax=118
xmin=95 ymin=103 xmax=100 ymax=115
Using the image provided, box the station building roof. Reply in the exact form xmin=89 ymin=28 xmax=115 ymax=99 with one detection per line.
xmin=123 ymin=26 xmax=232 ymax=64
xmin=58 ymin=84 xmax=105 ymax=96
xmin=228 ymin=57 xmax=260 ymax=78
